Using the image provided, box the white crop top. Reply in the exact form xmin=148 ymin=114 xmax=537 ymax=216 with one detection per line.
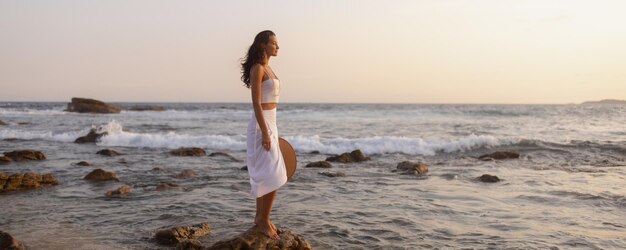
xmin=261 ymin=78 xmax=280 ymax=103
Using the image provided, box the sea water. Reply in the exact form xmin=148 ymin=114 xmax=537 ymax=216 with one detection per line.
xmin=1 ymin=102 xmax=624 ymax=249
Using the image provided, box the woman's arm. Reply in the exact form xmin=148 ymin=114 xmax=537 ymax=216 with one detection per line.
xmin=250 ymin=64 xmax=271 ymax=150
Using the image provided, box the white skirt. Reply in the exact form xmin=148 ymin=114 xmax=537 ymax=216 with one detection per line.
xmin=246 ymin=108 xmax=287 ymax=198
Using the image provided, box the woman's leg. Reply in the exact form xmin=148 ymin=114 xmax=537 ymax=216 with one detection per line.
xmin=255 ymin=190 xmax=278 ymax=239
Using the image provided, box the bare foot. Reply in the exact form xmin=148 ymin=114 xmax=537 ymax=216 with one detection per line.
xmin=255 ymin=217 xmax=278 ymax=236
xmin=256 ymin=221 xmax=279 ymax=240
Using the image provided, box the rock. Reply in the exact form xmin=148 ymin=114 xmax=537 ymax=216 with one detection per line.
xmin=0 ymin=230 xmax=26 ymax=250
xmin=17 ymin=122 xmax=30 ymax=125
xmin=240 ymin=166 xmax=248 ymax=171
xmin=154 ymin=223 xmax=211 ymax=245
xmin=3 ymin=150 xmax=46 ymax=162
xmin=176 ymin=169 xmax=197 ymax=179
xmin=325 ymin=149 xmax=370 ymax=163
xmin=478 ymin=174 xmax=501 ymax=183
xmin=396 ymin=161 xmax=429 ymax=175
xmin=305 ymin=161 xmax=332 ymax=168
xmin=65 ymin=97 xmax=121 ymax=113
xmin=3 ymin=138 xmax=20 ymax=142
xmin=309 ymin=150 xmax=320 ymax=154
xmin=0 ymin=120 xmax=7 ymax=126
xmin=318 ymin=171 xmax=346 ymax=177
xmin=170 ymin=147 xmax=206 ymax=157
xmin=76 ymin=161 xmax=90 ymax=166
xmin=478 ymin=151 xmax=520 ymax=161
xmin=152 ymin=167 xmax=165 ymax=172
xmin=209 ymin=152 xmax=241 ymax=162
xmin=0 ymin=172 xmax=59 ymax=193
xmin=97 ymin=149 xmax=123 ymax=156
xmin=208 ymin=225 xmax=312 ymax=250
xmin=84 ymin=168 xmax=119 ymax=181
xmin=75 ymin=129 xmax=108 ymax=143
xmin=105 ymin=185 xmax=131 ymax=197
xmin=125 ymin=105 xmax=166 ymax=111
xmin=0 ymin=156 xmax=12 ymax=164
xmin=156 ymin=182 xmax=181 ymax=191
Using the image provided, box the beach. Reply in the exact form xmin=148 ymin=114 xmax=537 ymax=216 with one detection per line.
xmin=1 ymin=102 xmax=625 ymax=249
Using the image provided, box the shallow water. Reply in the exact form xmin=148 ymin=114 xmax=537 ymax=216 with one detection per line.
xmin=1 ymin=102 xmax=625 ymax=249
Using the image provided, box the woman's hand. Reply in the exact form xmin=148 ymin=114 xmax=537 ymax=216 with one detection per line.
xmin=261 ymin=131 xmax=271 ymax=151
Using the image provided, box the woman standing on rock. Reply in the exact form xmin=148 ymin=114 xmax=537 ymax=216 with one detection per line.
xmin=240 ymin=30 xmax=287 ymax=240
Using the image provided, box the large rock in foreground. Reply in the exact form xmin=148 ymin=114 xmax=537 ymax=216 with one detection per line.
xmin=154 ymin=223 xmax=211 ymax=246
xmin=478 ymin=151 xmax=520 ymax=161
xmin=0 ymin=172 xmax=59 ymax=193
xmin=170 ymin=147 xmax=206 ymax=157
xmin=65 ymin=97 xmax=121 ymax=114
xmin=75 ymin=129 xmax=108 ymax=143
xmin=3 ymin=150 xmax=46 ymax=162
xmin=0 ymin=230 xmax=26 ymax=250
xmin=325 ymin=149 xmax=370 ymax=163
xmin=84 ymin=169 xmax=119 ymax=181
xmin=207 ymin=225 xmax=312 ymax=250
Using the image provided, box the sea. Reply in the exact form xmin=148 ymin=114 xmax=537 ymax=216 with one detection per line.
xmin=1 ymin=102 xmax=625 ymax=249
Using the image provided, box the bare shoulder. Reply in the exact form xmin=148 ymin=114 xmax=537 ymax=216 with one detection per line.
xmin=251 ymin=63 xmax=265 ymax=74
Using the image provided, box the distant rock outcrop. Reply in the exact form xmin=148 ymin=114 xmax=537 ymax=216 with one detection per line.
xmin=0 ymin=120 xmax=7 ymax=126
xmin=65 ymin=97 xmax=121 ymax=113
xmin=154 ymin=223 xmax=211 ymax=246
xmin=581 ymin=99 xmax=626 ymax=105
xmin=170 ymin=147 xmax=206 ymax=157
xmin=325 ymin=149 xmax=370 ymax=163
xmin=3 ymin=150 xmax=46 ymax=162
xmin=0 ymin=172 xmax=59 ymax=193
xmin=478 ymin=151 xmax=520 ymax=161
xmin=0 ymin=156 xmax=12 ymax=164
xmin=84 ymin=169 xmax=119 ymax=181
xmin=0 ymin=230 xmax=26 ymax=250
xmin=207 ymin=225 xmax=312 ymax=250
xmin=75 ymin=129 xmax=108 ymax=143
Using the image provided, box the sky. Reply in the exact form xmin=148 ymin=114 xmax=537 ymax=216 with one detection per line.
xmin=1 ymin=0 xmax=625 ymax=104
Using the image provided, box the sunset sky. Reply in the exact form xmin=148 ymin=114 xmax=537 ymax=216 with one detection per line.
xmin=1 ymin=0 xmax=624 ymax=104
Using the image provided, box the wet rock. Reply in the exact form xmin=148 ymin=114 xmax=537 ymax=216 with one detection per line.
xmin=208 ymin=225 xmax=312 ymax=250
xmin=97 ymin=149 xmax=123 ymax=156
xmin=318 ymin=171 xmax=346 ymax=177
xmin=154 ymin=222 xmax=211 ymax=245
xmin=478 ymin=151 xmax=520 ymax=161
xmin=0 ymin=230 xmax=26 ymax=250
xmin=325 ymin=149 xmax=370 ymax=163
xmin=105 ymin=185 xmax=131 ymax=197
xmin=396 ymin=161 xmax=429 ymax=175
xmin=0 ymin=156 xmax=12 ymax=164
xmin=156 ymin=182 xmax=182 ymax=191
xmin=240 ymin=166 xmax=248 ymax=171
xmin=3 ymin=138 xmax=20 ymax=142
xmin=3 ymin=150 xmax=46 ymax=162
xmin=170 ymin=147 xmax=206 ymax=157
xmin=176 ymin=169 xmax=198 ymax=179
xmin=65 ymin=97 xmax=121 ymax=113
xmin=209 ymin=152 xmax=241 ymax=162
xmin=309 ymin=150 xmax=320 ymax=154
xmin=478 ymin=174 xmax=501 ymax=183
xmin=0 ymin=172 xmax=59 ymax=193
xmin=17 ymin=122 xmax=31 ymax=125
xmin=75 ymin=129 xmax=108 ymax=143
xmin=0 ymin=120 xmax=6 ymax=126
xmin=125 ymin=105 xmax=166 ymax=111
xmin=152 ymin=167 xmax=165 ymax=172
xmin=84 ymin=168 xmax=119 ymax=181
xmin=305 ymin=161 xmax=332 ymax=168
xmin=76 ymin=161 xmax=90 ymax=166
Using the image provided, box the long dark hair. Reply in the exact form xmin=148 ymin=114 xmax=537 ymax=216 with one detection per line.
xmin=240 ymin=30 xmax=275 ymax=88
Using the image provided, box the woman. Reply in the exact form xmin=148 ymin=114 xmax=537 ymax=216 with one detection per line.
xmin=240 ymin=30 xmax=287 ymax=240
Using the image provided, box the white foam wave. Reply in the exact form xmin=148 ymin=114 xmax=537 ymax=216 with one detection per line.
xmin=284 ymin=134 xmax=517 ymax=155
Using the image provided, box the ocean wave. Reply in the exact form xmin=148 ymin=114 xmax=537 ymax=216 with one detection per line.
xmin=0 ymin=107 xmax=67 ymax=116
xmin=1 ymin=120 xmax=519 ymax=155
